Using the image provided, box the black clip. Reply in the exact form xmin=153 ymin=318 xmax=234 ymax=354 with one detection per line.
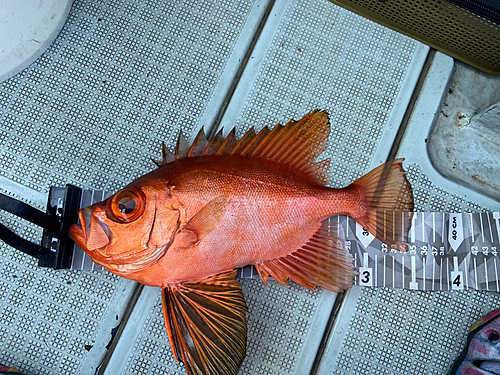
xmin=0 ymin=185 xmax=82 ymax=269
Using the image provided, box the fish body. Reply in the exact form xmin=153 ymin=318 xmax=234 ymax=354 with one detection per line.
xmin=81 ymin=155 xmax=361 ymax=286
xmin=69 ymin=110 xmax=413 ymax=375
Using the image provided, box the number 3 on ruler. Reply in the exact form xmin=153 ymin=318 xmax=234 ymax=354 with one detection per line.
xmin=359 ymin=267 xmax=373 ymax=287
xmin=451 ymin=271 xmax=464 ymax=290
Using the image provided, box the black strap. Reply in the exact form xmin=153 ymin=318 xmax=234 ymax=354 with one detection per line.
xmin=0 ymin=222 xmax=56 ymax=264
xmin=0 ymin=192 xmax=61 ymax=232
xmin=0 ymin=186 xmax=81 ymax=268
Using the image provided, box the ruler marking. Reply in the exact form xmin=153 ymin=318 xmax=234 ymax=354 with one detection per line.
xmin=480 ymin=214 xmax=485 ymax=243
xmin=346 ymin=216 xmax=349 ymax=237
xmin=343 ymin=211 xmax=500 ymax=291
xmin=402 ymin=256 xmax=405 ymax=288
xmin=471 ymin=213 xmax=475 ymax=243
xmin=495 ymin=258 xmax=499 ymax=292
xmin=432 ymin=212 xmax=436 ymax=243
xmin=442 ymin=213 xmax=446 ymax=246
xmin=440 ymin=258 xmax=443 ymax=290
xmin=422 ymin=213 xmax=425 ymax=242
xmin=383 ymin=256 xmax=386 ymax=288
xmin=465 ymin=256 xmax=469 ymax=290
xmin=485 ymin=258 xmax=489 ymax=291
xmin=401 ymin=211 xmax=405 ymax=242
xmin=446 ymin=258 xmax=449 ymax=290
xmin=474 ymin=258 xmax=478 ymax=290
xmin=410 ymin=256 xmax=418 ymax=290
xmin=487 ymin=213 xmax=494 ymax=243
xmin=392 ymin=256 xmax=395 ymax=288
xmin=354 ymin=253 xmax=358 ymax=284
xmin=411 ymin=213 xmax=416 ymax=243
xmin=423 ymin=258 xmax=426 ymax=291
xmin=432 ymin=258 xmax=435 ymax=291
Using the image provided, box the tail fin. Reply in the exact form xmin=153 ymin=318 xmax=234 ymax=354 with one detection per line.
xmin=353 ymin=159 xmax=414 ymax=251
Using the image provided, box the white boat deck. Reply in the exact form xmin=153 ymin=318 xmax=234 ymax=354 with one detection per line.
xmin=1 ymin=0 xmax=499 ymax=374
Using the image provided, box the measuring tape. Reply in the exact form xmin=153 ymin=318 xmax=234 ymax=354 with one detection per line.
xmin=51 ymin=188 xmax=500 ymax=291
xmin=339 ymin=212 xmax=500 ymax=291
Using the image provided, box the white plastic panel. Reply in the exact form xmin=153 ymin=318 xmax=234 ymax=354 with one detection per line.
xmin=427 ymin=63 xmax=500 ymax=202
xmin=316 ymin=53 xmax=500 ymax=374
xmin=0 ymin=0 xmax=74 ymax=83
xmin=0 ymin=0 xmax=270 ymax=373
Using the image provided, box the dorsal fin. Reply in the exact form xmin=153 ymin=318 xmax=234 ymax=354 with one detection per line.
xmin=154 ymin=110 xmax=332 ymax=185
xmin=229 ymin=127 xmax=257 ymax=155
xmin=175 ymin=131 xmax=190 ymax=160
xmin=203 ymin=129 xmax=224 ymax=156
xmin=215 ymin=129 xmax=237 ymax=155
xmin=187 ymin=128 xmax=208 ymax=157
xmin=152 ymin=142 xmax=175 ymax=167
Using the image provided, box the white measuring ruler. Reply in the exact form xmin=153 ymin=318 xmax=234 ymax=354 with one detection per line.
xmin=340 ymin=212 xmax=500 ymax=291
xmin=68 ymin=189 xmax=500 ymax=291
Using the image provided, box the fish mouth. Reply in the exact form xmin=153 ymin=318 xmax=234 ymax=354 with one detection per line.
xmin=68 ymin=221 xmax=86 ymax=249
xmin=68 ymin=208 xmax=168 ymax=274
xmin=69 ymin=208 xmax=110 ymax=251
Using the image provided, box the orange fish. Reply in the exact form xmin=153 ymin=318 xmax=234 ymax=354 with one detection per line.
xmin=69 ymin=110 xmax=413 ymax=375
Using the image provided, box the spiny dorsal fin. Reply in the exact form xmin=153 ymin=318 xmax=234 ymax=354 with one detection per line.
xmin=203 ymin=129 xmax=224 ymax=156
xmin=152 ymin=142 xmax=175 ymax=167
xmin=175 ymin=131 xmax=190 ymax=160
xmin=187 ymin=128 xmax=208 ymax=158
xmin=229 ymin=127 xmax=257 ymax=155
xmin=155 ymin=110 xmax=332 ymax=185
xmin=215 ymin=128 xmax=237 ymax=155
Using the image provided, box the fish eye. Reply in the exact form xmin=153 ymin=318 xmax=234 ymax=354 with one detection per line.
xmin=106 ymin=188 xmax=146 ymax=223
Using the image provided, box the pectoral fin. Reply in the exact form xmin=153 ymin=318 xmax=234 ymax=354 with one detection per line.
xmin=184 ymin=196 xmax=227 ymax=241
xmin=162 ymin=270 xmax=248 ymax=375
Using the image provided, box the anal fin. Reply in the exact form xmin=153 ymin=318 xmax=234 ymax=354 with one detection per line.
xmin=255 ymin=221 xmax=355 ymax=292
xmin=162 ymin=270 xmax=248 ymax=375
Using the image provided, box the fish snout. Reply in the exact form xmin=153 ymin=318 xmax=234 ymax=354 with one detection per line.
xmin=68 ymin=208 xmax=110 ymax=251
xmin=68 ymin=222 xmax=85 ymax=249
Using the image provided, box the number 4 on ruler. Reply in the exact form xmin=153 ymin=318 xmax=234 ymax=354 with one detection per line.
xmin=451 ymin=257 xmax=464 ymax=290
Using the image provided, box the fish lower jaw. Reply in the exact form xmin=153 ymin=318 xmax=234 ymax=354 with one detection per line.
xmin=99 ymin=244 xmax=168 ymax=274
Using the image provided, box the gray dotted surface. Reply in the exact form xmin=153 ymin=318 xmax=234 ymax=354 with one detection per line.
xmin=0 ymin=0 xmax=256 ymax=193
xmin=0 ymin=0 xmax=262 ymax=373
xmin=327 ymin=287 xmax=500 ymax=375
xmin=2 ymin=0 xmax=491 ymax=374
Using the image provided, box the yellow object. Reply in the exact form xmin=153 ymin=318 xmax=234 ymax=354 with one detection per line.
xmin=328 ymin=0 xmax=500 ymax=74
